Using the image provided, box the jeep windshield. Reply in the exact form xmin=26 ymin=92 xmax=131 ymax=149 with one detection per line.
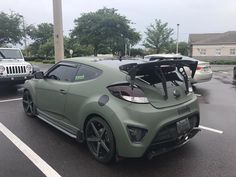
xmin=0 ymin=49 xmax=23 ymax=59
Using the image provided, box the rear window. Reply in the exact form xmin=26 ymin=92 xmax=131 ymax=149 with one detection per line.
xmin=75 ymin=64 xmax=102 ymax=82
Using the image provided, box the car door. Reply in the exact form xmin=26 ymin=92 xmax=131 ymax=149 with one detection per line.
xmin=36 ymin=62 xmax=78 ymax=120
xmin=64 ymin=64 xmax=103 ymax=125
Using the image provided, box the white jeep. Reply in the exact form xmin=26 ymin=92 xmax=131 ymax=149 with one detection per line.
xmin=0 ymin=48 xmax=35 ymax=85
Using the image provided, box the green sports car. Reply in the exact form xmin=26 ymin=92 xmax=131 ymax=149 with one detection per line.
xmin=23 ymin=57 xmax=200 ymax=163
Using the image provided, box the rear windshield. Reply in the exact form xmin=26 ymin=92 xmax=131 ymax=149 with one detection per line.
xmin=0 ymin=49 xmax=23 ymax=59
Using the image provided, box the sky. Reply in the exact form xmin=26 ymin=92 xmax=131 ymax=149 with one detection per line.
xmin=1 ymin=0 xmax=236 ymax=43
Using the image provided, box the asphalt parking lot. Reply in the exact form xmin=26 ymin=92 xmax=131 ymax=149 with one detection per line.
xmin=0 ymin=65 xmax=236 ymax=177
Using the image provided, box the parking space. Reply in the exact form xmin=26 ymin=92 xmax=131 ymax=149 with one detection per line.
xmin=0 ymin=133 xmax=44 ymax=177
xmin=0 ymin=65 xmax=236 ymax=177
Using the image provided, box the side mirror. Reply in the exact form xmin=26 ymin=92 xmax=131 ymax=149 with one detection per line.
xmin=34 ymin=71 xmax=44 ymax=79
xmin=32 ymin=65 xmax=40 ymax=74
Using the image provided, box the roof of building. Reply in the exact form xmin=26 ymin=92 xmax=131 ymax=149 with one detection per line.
xmin=189 ymin=31 xmax=236 ymax=45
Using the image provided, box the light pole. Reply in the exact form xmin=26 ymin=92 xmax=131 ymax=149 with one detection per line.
xmin=53 ymin=0 xmax=64 ymax=63
xmin=19 ymin=15 xmax=28 ymax=56
xmin=176 ymin=24 xmax=179 ymax=54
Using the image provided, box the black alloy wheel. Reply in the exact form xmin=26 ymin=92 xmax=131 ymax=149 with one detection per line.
xmin=85 ymin=117 xmax=115 ymax=163
xmin=23 ymin=90 xmax=36 ymax=117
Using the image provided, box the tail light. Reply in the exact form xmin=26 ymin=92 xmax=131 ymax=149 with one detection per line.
xmin=107 ymin=84 xmax=149 ymax=103
xmin=196 ymin=66 xmax=203 ymax=70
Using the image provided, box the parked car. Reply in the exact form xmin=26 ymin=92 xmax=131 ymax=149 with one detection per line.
xmin=144 ymin=54 xmax=213 ymax=84
xmin=0 ymin=48 xmax=39 ymax=85
xmin=23 ymin=57 xmax=200 ymax=163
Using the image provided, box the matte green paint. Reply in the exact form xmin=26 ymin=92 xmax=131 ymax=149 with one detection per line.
xmin=24 ymin=57 xmax=200 ymax=158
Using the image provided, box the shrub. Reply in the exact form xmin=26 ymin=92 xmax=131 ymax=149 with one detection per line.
xmin=34 ymin=59 xmax=43 ymax=62
xmin=210 ymin=60 xmax=236 ymax=65
xmin=42 ymin=60 xmax=55 ymax=64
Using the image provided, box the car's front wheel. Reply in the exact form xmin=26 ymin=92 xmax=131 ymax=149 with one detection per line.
xmin=23 ymin=90 xmax=36 ymax=117
xmin=85 ymin=116 xmax=115 ymax=163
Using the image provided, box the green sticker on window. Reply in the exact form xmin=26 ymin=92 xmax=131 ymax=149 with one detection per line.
xmin=75 ymin=75 xmax=85 ymax=81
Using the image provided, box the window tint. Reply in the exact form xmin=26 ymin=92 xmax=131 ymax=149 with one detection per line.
xmin=0 ymin=49 xmax=23 ymax=59
xmin=75 ymin=64 xmax=102 ymax=82
xmin=47 ymin=65 xmax=78 ymax=82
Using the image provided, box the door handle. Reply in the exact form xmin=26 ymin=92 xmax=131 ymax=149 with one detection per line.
xmin=59 ymin=89 xmax=67 ymax=94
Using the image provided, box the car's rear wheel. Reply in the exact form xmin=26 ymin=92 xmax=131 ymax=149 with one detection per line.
xmin=23 ymin=90 xmax=36 ymax=117
xmin=85 ymin=117 xmax=115 ymax=163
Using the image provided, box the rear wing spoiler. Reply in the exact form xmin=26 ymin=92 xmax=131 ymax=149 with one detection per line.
xmin=119 ymin=59 xmax=198 ymax=99
xmin=148 ymin=56 xmax=182 ymax=61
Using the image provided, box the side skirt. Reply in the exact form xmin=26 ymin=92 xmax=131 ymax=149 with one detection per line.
xmin=36 ymin=109 xmax=84 ymax=141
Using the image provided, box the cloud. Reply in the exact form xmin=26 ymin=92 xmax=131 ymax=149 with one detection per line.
xmin=1 ymin=0 xmax=236 ymax=42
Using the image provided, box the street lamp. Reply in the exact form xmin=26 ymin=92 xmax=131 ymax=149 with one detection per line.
xmin=53 ymin=0 xmax=64 ymax=63
xmin=176 ymin=24 xmax=180 ymax=54
xmin=19 ymin=15 xmax=28 ymax=55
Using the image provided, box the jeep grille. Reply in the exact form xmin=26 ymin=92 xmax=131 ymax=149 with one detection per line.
xmin=6 ymin=66 xmax=26 ymax=74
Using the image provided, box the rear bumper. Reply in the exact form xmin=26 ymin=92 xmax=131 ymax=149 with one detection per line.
xmin=99 ymin=93 xmax=200 ymax=158
xmin=146 ymin=127 xmax=201 ymax=159
xmin=115 ymin=111 xmax=200 ymax=158
xmin=0 ymin=75 xmax=33 ymax=84
xmin=191 ymin=71 xmax=213 ymax=83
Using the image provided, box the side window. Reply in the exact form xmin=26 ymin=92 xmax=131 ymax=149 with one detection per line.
xmin=47 ymin=65 xmax=78 ymax=82
xmin=75 ymin=64 xmax=102 ymax=82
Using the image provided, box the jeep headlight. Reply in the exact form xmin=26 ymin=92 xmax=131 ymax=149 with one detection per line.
xmin=127 ymin=126 xmax=148 ymax=143
xmin=0 ymin=66 xmax=5 ymax=73
xmin=26 ymin=64 xmax=32 ymax=71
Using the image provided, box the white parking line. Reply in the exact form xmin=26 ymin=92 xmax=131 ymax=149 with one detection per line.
xmin=0 ymin=98 xmax=22 ymax=103
xmin=0 ymin=122 xmax=61 ymax=177
xmin=222 ymin=71 xmax=228 ymax=74
xmin=199 ymin=125 xmax=223 ymax=134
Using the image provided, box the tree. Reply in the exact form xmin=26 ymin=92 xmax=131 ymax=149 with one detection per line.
xmin=167 ymin=41 xmax=189 ymax=55
xmin=143 ymin=19 xmax=174 ymax=53
xmin=71 ymin=7 xmax=141 ymax=56
xmin=0 ymin=12 xmax=23 ymax=46
xmin=64 ymin=36 xmax=93 ymax=57
xmin=130 ymin=48 xmax=146 ymax=57
xmin=27 ymin=23 xmax=54 ymax=57
xmin=177 ymin=42 xmax=189 ymax=55
xmin=27 ymin=23 xmax=53 ymax=44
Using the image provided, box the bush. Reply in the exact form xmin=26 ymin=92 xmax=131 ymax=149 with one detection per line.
xmin=24 ymin=56 xmax=54 ymax=61
xmin=34 ymin=59 xmax=43 ymax=62
xmin=24 ymin=56 xmax=38 ymax=61
xmin=42 ymin=60 xmax=55 ymax=64
xmin=210 ymin=60 xmax=236 ymax=65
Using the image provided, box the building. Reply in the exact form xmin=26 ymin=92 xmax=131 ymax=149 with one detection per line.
xmin=188 ymin=31 xmax=236 ymax=61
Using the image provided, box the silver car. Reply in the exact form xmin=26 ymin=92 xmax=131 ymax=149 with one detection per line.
xmin=144 ymin=54 xmax=213 ymax=84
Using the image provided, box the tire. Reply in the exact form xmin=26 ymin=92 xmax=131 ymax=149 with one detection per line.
xmin=22 ymin=90 xmax=36 ymax=117
xmin=85 ymin=117 xmax=115 ymax=163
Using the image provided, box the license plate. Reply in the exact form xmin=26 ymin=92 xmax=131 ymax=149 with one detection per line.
xmin=177 ymin=118 xmax=190 ymax=134
xmin=203 ymin=67 xmax=209 ymax=71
